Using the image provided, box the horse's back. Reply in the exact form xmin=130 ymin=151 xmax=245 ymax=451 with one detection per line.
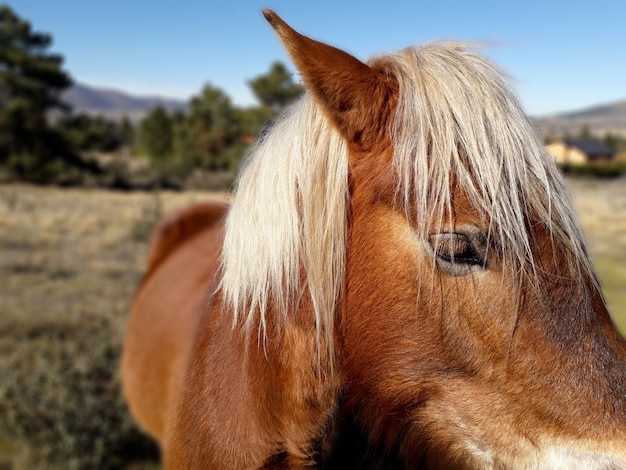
xmin=121 ymin=201 xmax=229 ymax=443
xmin=145 ymin=200 xmax=229 ymax=273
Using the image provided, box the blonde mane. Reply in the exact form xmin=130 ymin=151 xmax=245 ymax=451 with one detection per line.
xmin=219 ymin=42 xmax=596 ymax=352
xmin=219 ymin=96 xmax=348 ymax=354
xmin=388 ymin=43 xmax=594 ymax=281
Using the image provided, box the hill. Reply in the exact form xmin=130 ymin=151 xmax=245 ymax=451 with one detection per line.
xmin=61 ymin=82 xmax=626 ymax=137
xmin=534 ymin=99 xmax=626 ymax=137
xmin=61 ymin=83 xmax=188 ymax=122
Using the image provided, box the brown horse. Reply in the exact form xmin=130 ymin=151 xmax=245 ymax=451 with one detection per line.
xmin=122 ymin=10 xmax=626 ymax=468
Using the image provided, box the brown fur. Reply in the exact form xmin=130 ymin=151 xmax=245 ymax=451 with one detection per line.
xmin=122 ymin=202 xmax=228 ymax=441
xmin=122 ymin=11 xmax=626 ymax=468
xmin=145 ymin=202 xmax=230 ymax=275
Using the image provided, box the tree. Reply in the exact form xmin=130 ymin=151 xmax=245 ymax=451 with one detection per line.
xmin=236 ymin=61 xmax=303 ymax=140
xmin=235 ymin=105 xmax=275 ymax=138
xmin=140 ymin=105 xmax=173 ymax=159
xmin=577 ymin=124 xmax=593 ymax=140
xmin=0 ymin=5 xmax=83 ymax=181
xmin=603 ymin=132 xmax=625 ymax=152
xmin=248 ymin=61 xmax=303 ymax=110
xmin=119 ymin=116 xmax=134 ymax=147
xmin=181 ymin=83 xmax=240 ymax=169
xmin=56 ymin=113 xmax=127 ymax=153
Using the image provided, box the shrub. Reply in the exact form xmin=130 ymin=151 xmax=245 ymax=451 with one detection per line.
xmin=559 ymin=161 xmax=626 ymax=178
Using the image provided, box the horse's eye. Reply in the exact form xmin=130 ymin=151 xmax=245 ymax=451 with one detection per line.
xmin=428 ymin=232 xmax=487 ymax=274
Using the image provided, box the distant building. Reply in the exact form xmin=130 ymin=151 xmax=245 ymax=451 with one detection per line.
xmin=546 ymin=138 xmax=617 ymax=165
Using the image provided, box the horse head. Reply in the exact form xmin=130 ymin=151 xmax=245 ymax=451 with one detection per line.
xmin=259 ymin=10 xmax=626 ymax=468
xmin=124 ymin=11 xmax=626 ymax=469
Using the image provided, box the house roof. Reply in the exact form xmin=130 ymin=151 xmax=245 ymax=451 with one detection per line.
xmin=564 ymin=138 xmax=617 ymax=157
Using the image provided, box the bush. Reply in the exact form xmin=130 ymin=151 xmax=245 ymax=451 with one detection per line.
xmin=56 ymin=114 xmax=128 ymax=153
xmin=3 ymin=151 xmax=85 ymax=186
xmin=559 ymin=160 xmax=626 ymax=178
xmin=0 ymin=313 xmax=159 ymax=469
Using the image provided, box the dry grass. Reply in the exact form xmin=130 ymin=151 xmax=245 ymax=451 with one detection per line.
xmin=0 ymin=177 xmax=624 ymax=467
xmin=568 ymin=176 xmax=626 ymax=330
xmin=0 ymin=185 xmax=227 ymax=469
xmin=0 ymin=185 xmax=227 ymax=333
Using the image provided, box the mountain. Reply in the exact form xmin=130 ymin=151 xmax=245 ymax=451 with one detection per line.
xmin=62 ymin=82 xmax=626 ymax=137
xmin=61 ymin=83 xmax=188 ymax=122
xmin=533 ymin=100 xmax=626 ymax=137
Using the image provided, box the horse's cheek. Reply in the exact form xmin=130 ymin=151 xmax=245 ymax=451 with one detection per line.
xmin=343 ymin=206 xmax=435 ymax=385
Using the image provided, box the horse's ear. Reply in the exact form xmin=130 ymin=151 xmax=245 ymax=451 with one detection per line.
xmin=263 ymin=10 xmax=396 ymax=150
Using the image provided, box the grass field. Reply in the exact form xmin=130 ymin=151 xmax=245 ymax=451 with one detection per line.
xmin=0 ymin=177 xmax=624 ymax=467
xmin=567 ymin=177 xmax=626 ymax=330
xmin=0 ymin=185 xmax=228 ymax=338
xmin=0 ymin=185 xmax=228 ymax=469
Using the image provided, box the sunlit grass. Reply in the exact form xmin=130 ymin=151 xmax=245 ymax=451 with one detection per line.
xmin=568 ymin=177 xmax=626 ymax=331
xmin=595 ymin=256 xmax=626 ymax=332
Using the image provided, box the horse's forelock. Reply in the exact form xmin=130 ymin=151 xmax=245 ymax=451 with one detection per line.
xmin=389 ymin=42 xmax=595 ymax=287
xmin=220 ymin=42 xmax=598 ymax=354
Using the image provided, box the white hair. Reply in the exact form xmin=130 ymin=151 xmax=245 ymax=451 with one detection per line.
xmin=219 ymin=96 xmax=348 ymax=359
xmin=219 ymin=42 xmax=596 ymax=358
xmin=389 ymin=43 xmax=594 ymax=281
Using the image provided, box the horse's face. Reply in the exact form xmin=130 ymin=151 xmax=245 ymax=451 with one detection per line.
xmin=344 ymin=173 xmax=626 ymax=466
xmin=266 ymin=11 xmax=626 ymax=467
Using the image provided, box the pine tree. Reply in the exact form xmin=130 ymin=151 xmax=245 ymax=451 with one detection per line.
xmin=248 ymin=61 xmax=303 ymax=110
xmin=140 ymin=106 xmax=173 ymax=159
xmin=183 ymin=83 xmax=239 ymax=169
xmin=237 ymin=61 xmax=303 ymax=139
xmin=0 ymin=5 xmax=85 ymax=181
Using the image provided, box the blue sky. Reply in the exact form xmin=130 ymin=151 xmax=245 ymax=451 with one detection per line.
xmin=9 ymin=0 xmax=626 ymax=116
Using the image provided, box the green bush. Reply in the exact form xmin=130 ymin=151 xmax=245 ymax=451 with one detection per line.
xmin=0 ymin=314 xmax=159 ymax=469
xmin=56 ymin=114 xmax=128 ymax=153
xmin=559 ymin=160 xmax=626 ymax=178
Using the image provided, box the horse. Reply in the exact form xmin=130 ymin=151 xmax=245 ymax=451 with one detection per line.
xmin=122 ymin=10 xmax=626 ymax=468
